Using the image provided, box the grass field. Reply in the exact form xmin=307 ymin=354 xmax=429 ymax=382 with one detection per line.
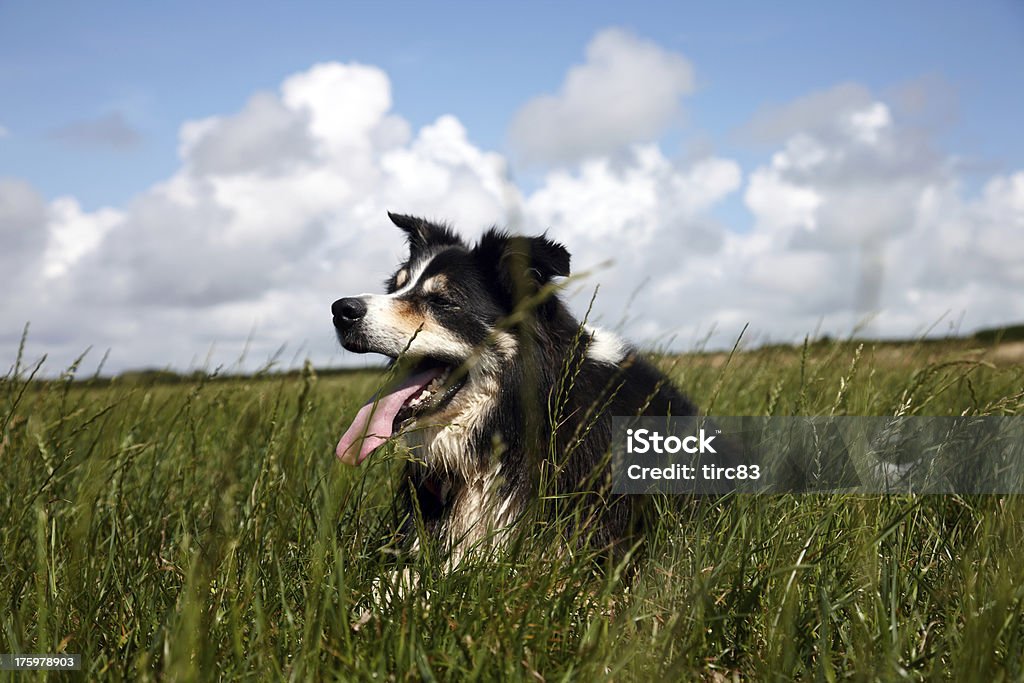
xmin=2 ymin=336 xmax=1023 ymax=680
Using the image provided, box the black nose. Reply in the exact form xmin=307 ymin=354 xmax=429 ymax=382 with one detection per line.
xmin=332 ymin=297 xmax=367 ymax=327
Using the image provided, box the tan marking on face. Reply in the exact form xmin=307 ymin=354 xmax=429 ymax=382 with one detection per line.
xmin=393 ymin=299 xmax=428 ymax=332
xmin=390 ymin=301 xmax=460 ymax=346
xmin=394 ymin=269 xmax=409 ymax=289
xmin=419 ymin=274 xmax=448 ymax=295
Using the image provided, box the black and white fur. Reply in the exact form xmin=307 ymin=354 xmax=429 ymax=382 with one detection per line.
xmin=332 ymin=213 xmax=697 ymax=564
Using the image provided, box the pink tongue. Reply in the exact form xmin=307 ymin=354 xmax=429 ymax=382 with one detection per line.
xmin=337 ymin=368 xmax=445 ymax=465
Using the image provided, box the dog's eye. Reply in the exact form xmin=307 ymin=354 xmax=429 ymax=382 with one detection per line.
xmin=427 ymin=294 xmax=459 ymax=311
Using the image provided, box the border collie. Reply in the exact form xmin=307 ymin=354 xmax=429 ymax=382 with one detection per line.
xmin=332 ymin=213 xmax=697 ymax=564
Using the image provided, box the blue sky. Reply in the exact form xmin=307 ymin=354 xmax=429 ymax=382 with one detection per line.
xmin=1 ymin=1 xmax=1023 ymax=373
xmin=4 ymin=1 xmax=1022 ymax=209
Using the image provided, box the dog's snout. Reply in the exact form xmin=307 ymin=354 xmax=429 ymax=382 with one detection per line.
xmin=332 ymin=297 xmax=368 ymax=327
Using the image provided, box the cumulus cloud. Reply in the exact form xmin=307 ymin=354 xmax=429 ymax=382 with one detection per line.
xmin=0 ymin=179 xmax=51 ymax=350
xmin=524 ymin=146 xmax=741 ymax=328
xmin=42 ymin=198 xmax=121 ymax=279
xmin=509 ymin=28 xmax=695 ymax=166
xmin=0 ymin=179 xmax=48 ymax=281
xmin=743 ymin=83 xmax=875 ymax=144
xmin=281 ymin=62 xmax=399 ymax=153
xmin=180 ymin=92 xmax=316 ymax=175
xmin=48 ymin=112 xmax=142 ymax=150
xmin=727 ymin=84 xmax=1024 ymax=341
xmin=58 ymin=62 xmax=521 ymax=325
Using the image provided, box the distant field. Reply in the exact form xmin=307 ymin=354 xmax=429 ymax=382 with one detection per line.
xmin=2 ymin=338 xmax=1023 ymax=679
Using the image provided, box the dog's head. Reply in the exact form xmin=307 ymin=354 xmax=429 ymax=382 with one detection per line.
xmin=332 ymin=212 xmax=570 ymax=464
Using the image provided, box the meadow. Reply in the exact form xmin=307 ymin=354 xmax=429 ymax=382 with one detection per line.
xmin=2 ymin=334 xmax=1023 ymax=680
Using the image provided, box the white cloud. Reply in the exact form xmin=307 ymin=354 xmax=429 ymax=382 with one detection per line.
xmin=0 ymin=124 xmax=8 ymax=138
xmin=0 ymin=179 xmax=48 ymax=279
xmin=743 ymin=92 xmax=935 ymax=252
xmin=509 ymin=28 xmax=695 ymax=166
xmin=907 ymin=173 xmax=1024 ymax=291
xmin=728 ymin=85 xmax=1024 ymax=341
xmin=522 ymin=145 xmax=742 ymax=332
xmin=181 ymin=92 xmax=316 ymax=175
xmin=846 ymin=102 xmax=892 ymax=145
xmin=43 ymin=198 xmax=121 ymax=278
xmin=281 ymin=62 xmax=400 ymax=153
xmin=526 ymin=145 xmax=739 ymax=262
xmin=743 ymin=82 xmax=874 ymax=145
xmin=745 ymin=159 xmax=822 ymax=234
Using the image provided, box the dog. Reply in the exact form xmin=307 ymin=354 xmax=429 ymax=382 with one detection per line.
xmin=332 ymin=213 xmax=698 ymax=566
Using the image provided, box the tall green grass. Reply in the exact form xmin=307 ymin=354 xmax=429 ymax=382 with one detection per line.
xmin=1 ymin=336 xmax=1023 ymax=680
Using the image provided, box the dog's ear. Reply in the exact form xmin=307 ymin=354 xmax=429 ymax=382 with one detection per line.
xmin=474 ymin=228 xmax=571 ymax=305
xmin=388 ymin=212 xmax=463 ymax=256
